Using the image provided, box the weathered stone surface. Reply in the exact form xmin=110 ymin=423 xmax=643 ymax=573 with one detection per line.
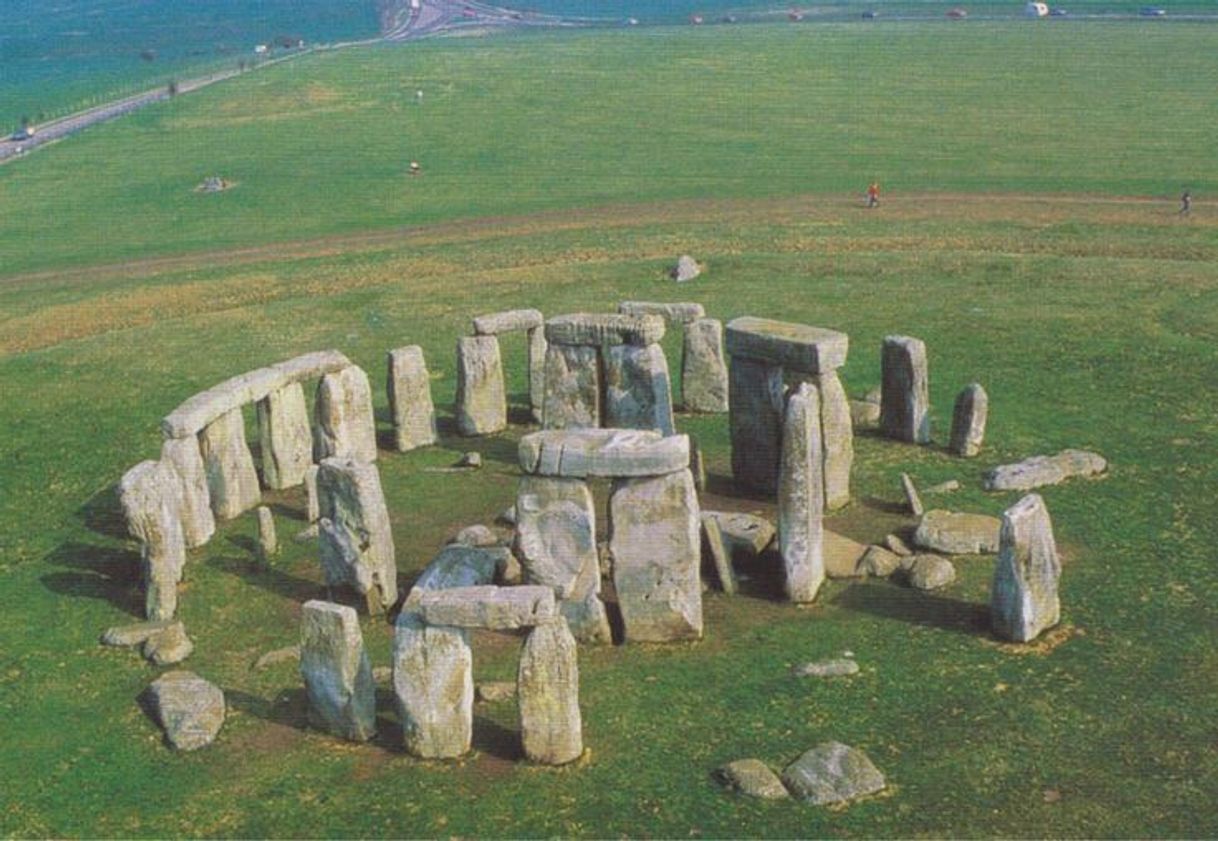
xmin=689 ymin=436 xmax=707 ymax=492
xmin=253 ymin=645 xmax=301 ymax=670
xmin=451 ymin=524 xmax=499 ymax=547
xmin=900 ymin=472 xmax=924 ymax=516
xmin=160 ymin=436 xmax=215 ymax=549
xmin=256 ymin=382 xmax=312 ymax=490
xmin=393 ymin=612 xmax=472 ymax=759
xmin=528 ymin=326 xmax=548 ymax=424
xmin=815 ymin=370 xmax=853 ymax=510
xmin=729 ymin=356 xmax=785 ymax=493
xmin=700 ymin=511 xmax=776 ymax=558
xmin=794 ymin=658 xmax=859 ymax=678
xmin=907 ymin=554 xmax=956 ymax=590
xmin=101 ymin=619 xmax=180 ymax=647
xmin=472 ymin=308 xmax=544 ymax=335
xmin=198 ymin=408 xmax=260 ymax=520
xmin=725 ymin=317 xmax=849 ymax=374
xmin=983 ymin=449 xmax=1107 ymax=492
xmin=849 ymin=399 xmax=881 ymax=429
xmin=409 ymin=585 xmax=557 ymax=630
xmin=824 ymin=530 xmax=869 ymax=579
xmin=619 ymin=301 xmax=706 ymax=324
xmin=476 ymin=681 xmax=517 ymax=703
xmin=609 ymin=470 xmax=703 ymax=642
xmin=518 ymin=619 xmax=583 ymax=765
xmin=143 ymin=622 xmax=194 ymax=666
xmin=545 ymin=313 xmax=665 ymax=347
xmin=884 ymin=533 xmax=913 ymax=557
xmin=781 ymin=742 xmax=886 ymax=805
xmin=300 ymin=600 xmax=375 ymax=741
xmin=779 ymin=383 xmax=825 ymax=603
xmin=119 ymin=460 xmax=186 ymax=621
xmin=926 ymin=479 xmax=961 ymax=494
xmin=304 ymin=465 xmax=320 ymax=523
xmin=671 ymin=254 xmax=701 ymax=283
xmin=520 ymin=428 xmax=689 ymax=478
xmin=256 ymin=506 xmax=277 ymax=561
xmin=682 ymin=318 xmax=729 ymax=413
xmin=144 ymin=670 xmax=225 ymax=751
xmin=542 ymin=344 xmax=600 ymax=430
xmin=991 ymin=493 xmax=1061 ymax=642
xmin=857 ymin=545 xmax=901 ymax=577
xmin=880 ymin=335 xmax=931 ymax=444
xmin=604 ymin=343 xmax=676 ymax=435
xmin=412 ymin=544 xmax=509 ymax=592
xmin=387 ymin=346 xmax=438 ymax=452
xmin=314 ymin=365 xmax=377 ymax=463
xmin=914 ymin=510 xmax=1001 ymax=555
xmin=700 ymin=515 xmax=737 ymax=595
xmin=455 ymin=335 xmax=507 ymax=437
xmin=456 ymin=451 xmax=482 ymax=468
xmin=317 ymin=458 xmax=397 ymax=610
xmin=714 ymin=760 xmax=790 ymax=799
xmin=949 ymin=383 xmax=988 ymax=457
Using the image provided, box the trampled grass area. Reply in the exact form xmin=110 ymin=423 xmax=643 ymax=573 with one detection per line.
xmin=1 ymin=18 xmax=1217 ymax=839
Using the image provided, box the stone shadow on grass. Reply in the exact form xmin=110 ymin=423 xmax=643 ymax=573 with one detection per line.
xmin=41 ymin=541 xmax=144 ymax=617
xmin=472 ymin=714 xmax=523 ymax=762
xmin=78 ymin=483 xmax=129 ymax=540
xmin=211 ymin=540 xmax=325 ymax=605
xmin=831 ymin=580 xmax=990 ymax=636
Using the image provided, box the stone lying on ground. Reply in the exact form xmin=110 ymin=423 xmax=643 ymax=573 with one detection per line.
xmin=317 ymin=457 xmax=397 ymax=610
xmin=387 ymin=345 xmax=438 ymax=452
xmin=700 ymin=515 xmax=737 ymax=595
xmin=725 ymin=317 xmax=849 ymax=374
xmin=412 ymin=544 xmax=510 ymax=592
xmin=906 ymin=554 xmax=956 ymax=590
xmin=519 ymin=429 xmax=689 ymax=478
xmin=472 ymin=308 xmax=544 ymax=335
xmin=518 ymin=618 xmax=583 ymax=765
xmin=700 ymin=511 xmax=776 ymax=558
xmin=849 ymin=399 xmax=881 ymax=429
xmin=879 ymin=335 xmax=931 ymax=444
xmin=254 ymin=645 xmax=301 ymax=670
xmin=682 ymin=318 xmax=730 ymax=413
xmin=143 ymin=622 xmax=194 ymax=666
xmin=618 ymin=301 xmax=705 ymax=324
xmin=198 ymin=408 xmax=260 ymax=520
xmin=300 ymin=600 xmax=376 ymax=742
xmin=456 ymin=452 xmax=482 ymax=468
xmin=119 ymin=459 xmax=186 ymax=621
xmin=102 ymin=619 xmax=181 ymax=648
xmin=314 ymin=365 xmax=378 ymax=463
xmin=779 ymin=382 xmax=824 ymax=603
xmin=856 ymin=545 xmax=901 ymax=578
xmin=991 ymin=493 xmax=1062 ymax=642
xmin=455 ymin=335 xmax=507 ymax=436
xmin=294 ymin=524 xmax=320 ymax=542
xmin=824 ymin=530 xmax=869 ymax=579
xmin=451 ymin=524 xmax=500 ymax=547
xmin=983 ymin=449 xmax=1108 ymax=491
xmin=926 ymin=479 xmax=960 ymax=494
xmin=143 ymin=670 xmax=225 ymax=751
xmin=407 ymin=585 xmax=557 ymax=630
xmin=257 ymin=381 xmax=312 ymax=490
xmin=949 ymin=383 xmax=988 ymax=457
xmin=545 ymin=313 xmax=665 ymax=347
xmin=160 ymin=436 xmax=215 ymax=549
xmin=884 ymin=533 xmax=913 ymax=557
xmin=393 ymin=612 xmax=472 ymax=759
xmin=914 ymin=509 xmax=1001 ymax=554
xmin=781 ymin=742 xmax=887 ymax=805
xmin=542 ymin=344 xmax=600 ymax=430
xmin=671 ymin=254 xmax=701 ymax=282
xmin=476 ymin=681 xmax=517 ymax=703
xmin=714 ymin=759 xmax=790 ymax=800
xmin=794 ymin=658 xmax=859 ymax=678
xmin=901 ymin=472 xmax=924 ymax=516
xmin=604 ymin=343 xmax=676 ymax=435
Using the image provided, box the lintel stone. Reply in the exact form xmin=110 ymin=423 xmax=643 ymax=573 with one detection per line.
xmin=725 ymin=317 xmax=848 ymax=373
xmin=519 ymin=429 xmax=689 ymax=478
xmin=545 ymin=313 xmax=665 ymax=347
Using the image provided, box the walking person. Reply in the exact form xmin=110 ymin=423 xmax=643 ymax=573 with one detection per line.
xmin=1179 ymin=189 xmax=1192 ymax=215
xmin=866 ymin=181 xmax=880 ymax=208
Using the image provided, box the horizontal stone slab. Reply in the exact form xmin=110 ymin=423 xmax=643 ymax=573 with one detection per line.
xmin=618 ymin=301 xmax=706 ymax=325
xmin=983 ymin=449 xmax=1107 ymax=492
xmin=725 ymin=317 xmax=848 ymax=373
xmin=162 ymin=350 xmax=352 ymax=438
xmin=519 ymin=429 xmax=690 ymax=478
xmin=545 ymin=313 xmax=665 ymax=347
xmin=407 ymin=585 xmax=557 ymax=630
xmin=472 ymin=308 xmax=544 ymax=335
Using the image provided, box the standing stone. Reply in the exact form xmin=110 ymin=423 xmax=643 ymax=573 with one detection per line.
xmin=387 ymin=346 xmax=438 ymax=452
xmin=701 ymin=514 xmax=737 ymax=595
xmin=729 ymin=356 xmax=785 ymax=494
xmin=317 ymin=458 xmax=398 ymax=612
xmin=514 ymin=476 xmax=611 ymax=644
xmin=528 ymin=327 xmax=548 ymax=424
xmin=949 ymin=383 xmax=988 ymax=457
xmin=604 ymin=343 xmax=676 ymax=436
xmin=609 ymin=469 xmax=703 ymax=642
xmin=304 ymin=464 xmax=320 ymax=523
xmin=542 ymin=344 xmax=600 ymax=430
xmin=300 ymin=600 xmax=376 ymax=742
xmin=314 ymin=365 xmax=378 ymax=463
xmin=119 ymin=460 xmax=186 ymax=621
xmin=991 ymin=494 xmax=1061 ymax=642
xmin=160 ymin=436 xmax=215 ymax=549
xmin=815 ymin=370 xmax=854 ymax=510
xmin=143 ymin=671 xmax=225 ymax=751
xmin=256 ymin=506 xmax=277 ymax=561
xmin=393 ymin=611 xmax=473 ymax=759
xmin=518 ymin=619 xmax=583 ymax=764
xmin=455 ymin=335 xmax=507 ymax=436
xmin=880 ymin=335 xmax=931 ymax=444
xmin=256 ymin=382 xmax=312 ymax=490
xmin=682 ymin=318 xmax=729 ymax=413
xmin=778 ymin=383 xmax=825 ymax=603
xmin=198 ymin=407 xmax=260 ymax=520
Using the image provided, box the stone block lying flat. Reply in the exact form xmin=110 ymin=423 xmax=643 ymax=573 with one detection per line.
xmin=412 ymin=544 xmax=510 ymax=592
xmin=618 ymin=301 xmax=706 ymax=324
xmin=473 ymin=308 xmax=544 ymax=335
xmin=725 ymin=317 xmax=848 ymax=373
xmin=545 ymin=313 xmax=665 ymax=347
xmin=519 ymin=429 xmax=689 ymax=478
xmin=913 ymin=509 xmax=1001 ymax=555
xmin=983 ymin=449 xmax=1107 ymax=491
xmin=408 ymin=585 xmax=557 ymax=630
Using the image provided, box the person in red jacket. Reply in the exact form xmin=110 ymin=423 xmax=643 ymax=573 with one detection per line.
xmin=866 ymin=182 xmax=880 ymax=208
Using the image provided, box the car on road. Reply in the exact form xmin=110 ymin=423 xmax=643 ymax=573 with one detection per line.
xmin=1139 ymin=6 xmax=1166 ymax=15
xmin=10 ymin=125 xmax=34 ymax=141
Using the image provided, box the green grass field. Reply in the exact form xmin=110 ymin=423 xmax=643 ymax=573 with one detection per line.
xmin=1 ymin=17 xmax=1217 ymax=838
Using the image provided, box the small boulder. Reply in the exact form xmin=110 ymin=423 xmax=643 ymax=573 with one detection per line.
xmin=883 ymin=533 xmax=913 ymax=557
xmin=849 ymin=399 xmax=881 ymax=429
xmin=701 ymin=511 xmax=775 ymax=558
xmin=456 ymin=452 xmax=483 ymax=469
xmin=824 ymin=530 xmax=868 ymax=579
xmin=143 ymin=671 xmax=225 ymax=751
xmin=857 ymin=545 xmax=901 ymax=578
xmin=143 ymin=623 xmax=194 ymax=666
xmin=781 ymin=742 xmax=886 ymax=805
xmin=925 ymin=479 xmax=960 ymax=494
xmin=914 ymin=510 xmax=1001 ymax=554
xmin=670 ymin=254 xmax=701 ymax=282
xmin=451 ymin=524 xmax=500 ymax=547
xmin=793 ymin=658 xmax=859 ymax=678
xmin=907 ymin=554 xmax=956 ymax=590
xmin=475 ymin=681 xmax=517 ymax=703
xmin=101 ymin=620 xmax=180 ymax=648
xmin=714 ymin=759 xmax=789 ymax=799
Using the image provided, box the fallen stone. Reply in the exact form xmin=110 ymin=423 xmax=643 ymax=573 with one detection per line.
xmin=387 ymin=345 xmax=438 ymax=452
xmin=700 ymin=515 xmax=737 ymax=595
xmin=619 ymin=301 xmax=705 ymax=324
xmin=725 ymin=317 xmax=849 ymax=374
xmin=949 ymin=383 xmax=988 ymax=457
xmin=408 ymin=585 xmax=557 ymax=630
xmin=849 ymin=399 xmax=880 ymax=429
xmin=907 ymin=554 xmax=956 ymax=590
xmin=455 ymin=335 xmax=507 ymax=437
xmin=256 ymin=506 xmax=277 ymax=561
xmin=714 ymin=759 xmax=789 ymax=800
xmin=198 ymin=408 xmax=260 ymax=520
xmin=900 ymin=473 xmax=924 ymax=516
xmin=119 ymin=459 xmax=186 ymax=621
xmin=682 ymin=318 xmax=730 ymax=413
xmin=728 ymin=356 xmax=785 ymax=493
xmin=541 ymin=344 xmax=600 ymax=430
xmin=519 ymin=428 xmax=689 ymax=478
xmin=314 ymin=365 xmax=378 ymax=463
xmin=824 ymin=530 xmax=869 ymax=579
xmin=518 ymin=618 xmax=583 ymax=765
xmin=160 ymin=436 xmax=215 ymax=549
xmin=253 ymin=645 xmax=301 ymax=670
xmin=879 ymin=335 xmax=931 ymax=444
xmin=991 ymin=493 xmax=1061 ymax=642
xmin=143 ymin=622 xmax=194 ymax=666
xmin=914 ymin=509 xmax=1001 ymax=554
xmin=816 ymin=370 xmax=854 ymax=510
xmin=794 ymin=658 xmax=859 ymax=678
xmin=779 ymin=382 xmax=824 ymax=603
xmin=926 ymin=480 xmax=960 ymax=494
xmin=670 ymin=255 xmax=701 ymax=283
xmin=545 ymin=313 xmax=665 ymax=347
xmin=781 ymin=742 xmax=886 ymax=805
xmin=883 ymin=533 xmax=913 ymax=557
xmin=316 ymin=458 xmax=398 ymax=611
xmin=256 ymin=382 xmax=312 ymax=490
xmin=451 ymin=524 xmax=499 ymax=547
xmin=412 ymin=544 xmax=509 ymax=592
xmin=143 ymin=670 xmax=225 ymax=751
xmin=472 ymin=308 xmax=544 ymax=335
xmin=700 ymin=511 xmax=776 ymax=558
xmin=857 ymin=545 xmax=901 ymax=578
xmin=604 ymin=343 xmax=676 ymax=435
xmin=456 ymin=452 xmax=482 ymax=468
xmin=476 ymin=681 xmax=517 ymax=703
xmin=101 ymin=619 xmax=181 ymax=648
xmin=393 ymin=612 xmax=472 ymax=759
xmin=300 ymin=600 xmax=376 ymax=741
xmin=983 ymin=449 xmax=1108 ymax=492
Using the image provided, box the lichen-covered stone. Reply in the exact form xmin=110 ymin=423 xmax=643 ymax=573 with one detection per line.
xmin=455 ymin=335 xmax=507 ymax=436
xmin=880 ymin=335 xmax=931 ymax=444
xmin=518 ymin=619 xmax=583 ymax=764
xmin=300 ymin=600 xmax=376 ymax=741
xmin=198 ymin=408 xmax=260 ymax=520
xmin=700 ymin=515 xmax=736 ymax=595
xmin=781 ymin=742 xmax=886 ymax=805
xmin=142 ymin=623 xmax=194 ymax=666
xmin=316 ymin=458 xmax=397 ymax=611
xmin=604 ymin=343 xmax=676 ymax=435
xmin=408 ymin=585 xmax=557 ymax=630
xmin=542 ymin=344 xmax=600 ymax=430
xmin=314 ymin=365 xmax=378 ymax=463
xmin=824 ymin=529 xmax=869 ymax=579
xmin=412 ymin=544 xmax=509 ymax=592
xmin=393 ymin=612 xmax=472 ymax=759
xmin=983 ymin=449 xmax=1107 ymax=492
xmin=815 ymin=370 xmax=853 ymax=510
xmin=914 ymin=510 xmax=1001 ymax=555
xmin=991 ymin=493 xmax=1061 ymax=642
xmin=682 ymin=318 xmax=729 ymax=413
xmin=519 ymin=428 xmax=689 ymax=478
xmin=729 ymin=356 xmax=785 ymax=494
xmin=900 ymin=472 xmax=924 ymax=516
xmin=857 ymin=545 xmax=901 ymax=578
xmin=545 ymin=313 xmax=665 ymax=347
xmin=779 ymin=383 xmax=824 ymax=603
xmin=101 ymin=619 xmax=180 ymax=648
xmin=472 ymin=308 xmax=544 ymax=335
xmin=907 ymin=554 xmax=956 ymax=590
xmin=725 ymin=317 xmax=849 ymax=374
xmin=119 ymin=460 xmax=186 ymax=621
xmin=143 ymin=670 xmax=225 ymax=751
xmin=949 ymin=383 xmax=988 ymax=457
xmin=387 ymin=346 xmax=438 ymax=452
xmin=700 ymin=511 xmax=776 ymax=558
xmin=160 ymin=436 xmax=215 ymax=549
xmin=714 ymin=759 xmax=790 ymax=799
xmin=257 ymin=382 xmax=312 ymax=490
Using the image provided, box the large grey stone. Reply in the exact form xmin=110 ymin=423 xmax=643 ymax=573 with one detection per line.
xmin=781 ymin=742 xmax=886 ymax=805
xmin=914 ymin=510 xmax=1001 ymax=555
xmin=880 ymin=335 xmax=931 ymax=444
xmin=725 ymin=317 xmax=848 ymax=374
xmin=455 ymin=335 xmax=507 ymax=436
xmin=256 ymin=382 xmax=312 ymax=490
xmin=393 ymin=612 xmax=472 ymax=759
xmin=949 ymin=383 xmax=988 ymax=457
xmin=682 ymin=318 xmax=729 ymax=413
xmin=856 ymin=545 xmax=901 ymax=578
xmin=715 ymin=760 xmax=790 ymax=799
xmin=412 ymin=544 xmax=509 ymax=592
xmin=729 ymin=356 xmax=785 ymax=494
xmin=408 ymin=585 xmax=557 ymax=630
xmin=518 ymin=619 xmax=583 ymax=764
xmin=604 ymin=343 xmax=676 ymax=435
xmin=160 ymin=436 xmax=215 ymax=549
xmin=198 ymin=408 xmax=260 ymax=520
xmin=387 ymin=346 xmax=438 ymax=452
xmin=815 ymin=370 xmax=853 ymax=510
xmin=907 ymin=554 xmax=956 ymax=590
xmin=119 ymin=460 xmax=186 ymax=621
xmin=528 ymin=326 xmax=547 ymax=424
xmin=472 ymin=308 xmax=544 ymax=335
xmin=142 ymin=622 xmax=194 ymax=666
xmin=144 ymin=670 xmax=225 ymax=751
xmin=983 ymin=449 xmax=1107 ymax=491
xmin=700 ymin=511 xmax=776 ymax=558
xmin=778 ymin=383 xmax=824 ymax=603
xmin=610 ymin=470 xmax=703 ymax=642
xmin=542 ymin=344 xmax=600 ymax=430
xmin=824 ymin=530 xmax=869 ymax=579
xmin=300 ymin=600 xmax=376 ymax=741
xmin=671 ymin=254 xmax=701 ymax=283
xmin=314 ymin=365 xmax=378 ymax=463
xmin=618 ymin=301 xmax=705 ymax=324
xmin=519 ymin=429 xmax=689 ymax=478
xmin=545 ymin=313 xmax=665 ymax=347
xmin=991 ymin=494 xmax=1061 ymax=642
xmin=317 ymin=458 xmax=398 ymax=611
